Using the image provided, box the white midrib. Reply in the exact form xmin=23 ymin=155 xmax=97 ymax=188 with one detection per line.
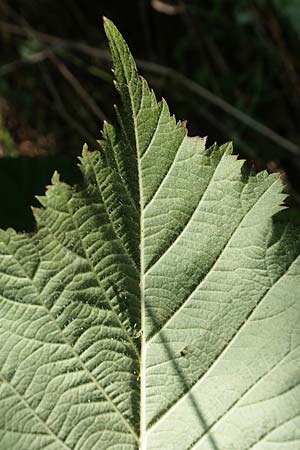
xmin=139 ymin=159 xmax=147 ymax=450
xmin=131 ymin=93 xmax=147 ymax=449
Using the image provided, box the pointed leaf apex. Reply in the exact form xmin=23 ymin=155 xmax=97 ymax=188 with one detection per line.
xmin=82 ymin=142 xmax=89 ymax=155
xmin=35 ymin=195 xmax=47 ymax=207
xmin=51 ymin=170 xmax=60 ymax=185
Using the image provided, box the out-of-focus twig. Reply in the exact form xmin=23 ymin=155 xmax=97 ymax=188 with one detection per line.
xmin=252 ymin=2 xmax=300 ymax=99
xmin=138 ymin=60 xmax=300 ymax=157
xmin=40 ymin=66 xmax=96 ymax=147
xmin=0 ymin=20 xmax=109 ymax=58
xmin=1 ymin=21 xmax=300 ymax=157
xmin=0 ymin=18 xmax=106 ymax=123
xmin=48 ymin=53 xmax=106 ymax=123
xmin=151 ymin=0 xmax=185 ymax=16
xmin=0 ymin=48 xmax=54 ymax=76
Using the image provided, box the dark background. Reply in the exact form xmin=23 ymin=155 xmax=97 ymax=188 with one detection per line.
xmin=0 ymin=0 xmax=300 ymax=231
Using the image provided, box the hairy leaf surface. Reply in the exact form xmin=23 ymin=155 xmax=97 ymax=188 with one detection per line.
xmin=0 ymin=19 xmax=300 ymax=450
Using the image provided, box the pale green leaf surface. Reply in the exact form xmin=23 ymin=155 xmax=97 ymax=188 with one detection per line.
xmin=0 ymin=19 xmax=300 ymax=450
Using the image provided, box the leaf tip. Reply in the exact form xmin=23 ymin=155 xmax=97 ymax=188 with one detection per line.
xmin=35 ymin=195 xmax=47 ymax=208
xmin=51 ymin=170 xmax=60 ymax=185
xmin=103 ymin=16 xmax=118 ymax=40
xmin=82 ymin=142 xmax=89 ymax=155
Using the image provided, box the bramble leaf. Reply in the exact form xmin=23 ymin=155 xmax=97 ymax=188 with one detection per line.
xmin=0 ymin=19 xmax=299 ymax=450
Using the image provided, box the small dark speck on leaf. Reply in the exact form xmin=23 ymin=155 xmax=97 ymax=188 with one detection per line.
xmin=180 ymin=347 xmax=189 ymax=357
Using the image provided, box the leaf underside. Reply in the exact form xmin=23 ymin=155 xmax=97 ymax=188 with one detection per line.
xmin=0 ymin=19 xmax=300 ymax=450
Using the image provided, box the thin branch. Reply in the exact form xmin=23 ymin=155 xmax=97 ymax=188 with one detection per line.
xmin=137 ymin=60 xmax=300 ymax=157
xmin=48 ymin=53 xmax=106 ymax=123
xmin=39 ymin=66 xmax=96 ymax=147
xmin=0 ymin=48 xmax=54 ymax=76
xmin=1 ymin=20 xmax=299 ymax=156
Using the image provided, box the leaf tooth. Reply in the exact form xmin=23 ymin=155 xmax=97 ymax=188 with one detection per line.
xmin=51 ymin=170 xmax=60 ymax=185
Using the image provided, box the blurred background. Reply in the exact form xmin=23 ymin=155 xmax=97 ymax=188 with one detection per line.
xmin=0 ymin=0 xmax=300 ymax=230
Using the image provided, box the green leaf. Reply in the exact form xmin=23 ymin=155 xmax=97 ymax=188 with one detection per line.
xmin=0 ymin=18 xmax=300 ymax=450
